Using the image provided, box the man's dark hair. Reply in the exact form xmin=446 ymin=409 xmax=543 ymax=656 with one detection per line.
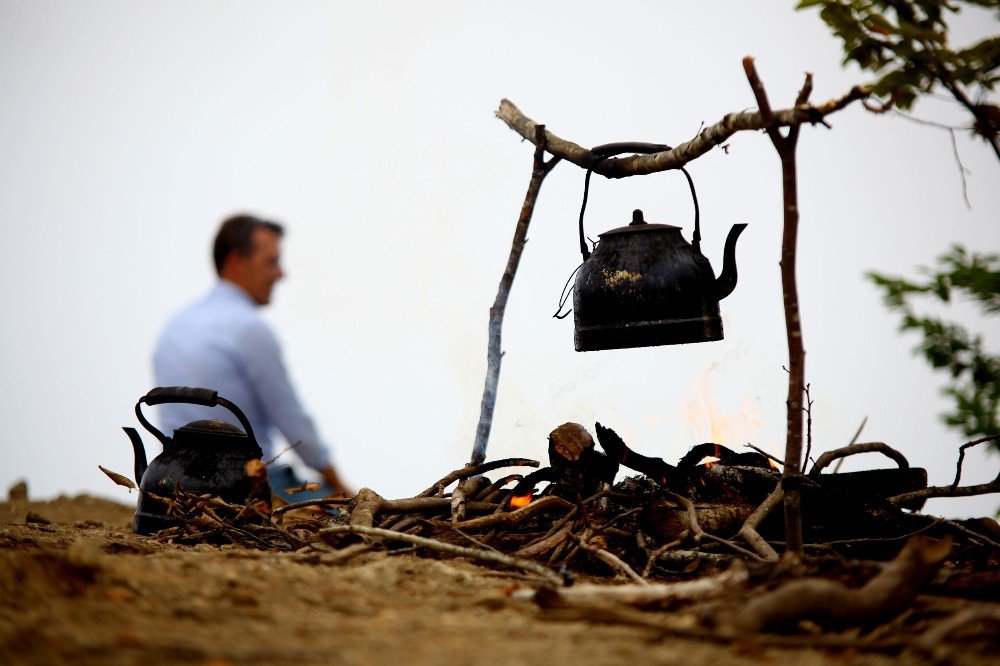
xmin=213 ymin=214 xmax=284 ymax=275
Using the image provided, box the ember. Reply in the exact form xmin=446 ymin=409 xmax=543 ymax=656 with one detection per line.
xmin=509 ymin=493 xmax=533 ymax=509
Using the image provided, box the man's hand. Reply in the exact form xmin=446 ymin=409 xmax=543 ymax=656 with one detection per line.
xmin=320 ymin=464 xmax=355 ymax=498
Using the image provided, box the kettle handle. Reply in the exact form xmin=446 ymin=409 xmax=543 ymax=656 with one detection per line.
xmin=134 ymin=386 xmax=259 ymax=452
xmin=578 ymin=142 xmax=701 ymax=260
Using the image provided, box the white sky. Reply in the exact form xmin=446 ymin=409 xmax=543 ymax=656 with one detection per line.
xmin=1 ymin=1 xmax=997 ymax=519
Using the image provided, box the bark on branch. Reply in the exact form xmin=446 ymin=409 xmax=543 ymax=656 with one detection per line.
xmin=320 ymin=524 xmax=564 ymax=586
xmin=495 ymin=85 xmax=868 ymax=177
xmin=726 ymin=535 xmax=952 ymax=634
xmin=471 ymin=126 xmax=559 ymax=463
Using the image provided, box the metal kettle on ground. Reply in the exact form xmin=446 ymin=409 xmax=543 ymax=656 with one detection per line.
xmin=571 ymin=143 xmax=748 ymax=352
xmin=123 ymin=386 xmax=272 ymax=535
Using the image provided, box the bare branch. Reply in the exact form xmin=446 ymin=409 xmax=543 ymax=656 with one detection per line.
xmin=889 ymin=478 xmax=1000 ymax=507
xmin=726 ymin=535 xmax=952 ymax=634
xmin=738 ymin=487 xmax=783 ymax=561
xmin=809 ymin=442 xmax=910 ymax=476
xmin=451 ymin=495 xmax=573 ymax=532
xmin=471 ymin=124 xmax=558 ymax=463
xmin=531 ymin=564 xmax=747 ymax=607
xmin=320 ymin=524 xmax=564 ymax=586
xmin=951 ymin=434 xmax=1000 ymax=489
xmin=418 ymin=458 xmax=540 ymax=498
xmin=495 ymin=85 xmax=868 ymax=177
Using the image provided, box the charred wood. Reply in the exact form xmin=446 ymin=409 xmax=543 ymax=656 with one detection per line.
xmin=594 ymin=423 xmax=679 ymax=487
xmin=548 ymin=423 xmax=617 ymax=499
xmin=645 ymin=500 xmax=755 ymax=542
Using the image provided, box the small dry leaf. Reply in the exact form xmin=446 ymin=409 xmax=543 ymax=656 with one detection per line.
xmin=98 ymin=465 xmax=135 ymax=491
xmin=284 ymin=482 xmax=321 ymax=495
xmin=245 ymin=459 xmax=266 ymax=478
xmin=250 ymin=499 xmax=272 ymax=516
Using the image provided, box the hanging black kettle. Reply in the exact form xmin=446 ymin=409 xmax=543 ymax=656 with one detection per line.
xmin=572 ymin=143 xmax=747 ymax=351
xmin=123 ymin=386 xmax=272 ymax=535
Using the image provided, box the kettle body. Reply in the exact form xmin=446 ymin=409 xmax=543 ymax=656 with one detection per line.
xmin=573 ymin=209 xmax=746 ymax=351
xmin=124 ymin=386 xmax=272 ymax=535
xmin=570 ymin=144 xmax=748 ymax=352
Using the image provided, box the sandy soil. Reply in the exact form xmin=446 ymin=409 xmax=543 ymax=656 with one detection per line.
xmin=0 ymin=492 xmax=994 ymax=666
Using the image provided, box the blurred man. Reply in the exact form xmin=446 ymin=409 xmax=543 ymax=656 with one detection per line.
xmin=153 ymin=214 xmax=351 ymax=502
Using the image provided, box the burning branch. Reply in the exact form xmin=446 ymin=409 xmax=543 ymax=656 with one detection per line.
xmin=451 ymin=495 xmax=573 ymax=532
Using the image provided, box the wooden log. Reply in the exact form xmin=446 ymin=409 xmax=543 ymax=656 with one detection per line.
xmin=818 ymin=468 xmax=928 ymax=511
xmin=548 ymin=423 xmax=618 ymax=499
xmin=645 ymin=500 xmax=755 ymax=541
xmin=702 ymin=464 xmax=780 ymax=503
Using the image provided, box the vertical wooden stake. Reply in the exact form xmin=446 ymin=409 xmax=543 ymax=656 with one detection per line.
xmin=471 ymin=126 xmax=560 ymax=463
xmin=744 ymin=56 xmax=813 ymax=556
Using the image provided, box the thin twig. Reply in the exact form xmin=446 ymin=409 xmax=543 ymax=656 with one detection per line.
xmin=433 ymin=521 xmax=503 ymax=554
xmin=802 ymin=382 xmax=813 ymax=470
xmin=744 ymin=443 xmax=784 ymax=466
xmin=272 ymin=497 xmax=351 ymax=516
xmin=451 ymin=495 xmax=573 ymax=532
xmin=574 ymin=537 xmax=649 ymax=585
xmin=890 ymin=480 xmax=1000 ymax=515
xmin=642 ymin=532 xmax=689 ymax=578
xmin=418 ymin=458 xmax=540 ymax=498
xmin=738 ymin=487 xmax=783 ymax=561
xmin=515 ymin=522 xmax=573 ymax=558
xmin=951 ymin=434 xmax=1000 ymax=489
xmin=666 ymin=491 xmax=762 ymax=561
xmin=831 ymin=416 xmax=867 ymax=474
xmin=319 ymin=524 xmax=564 ymax=586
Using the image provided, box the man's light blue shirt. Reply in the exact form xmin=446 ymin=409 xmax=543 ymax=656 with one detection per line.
xmin=152 ymin=280 xmax=332 ymax=470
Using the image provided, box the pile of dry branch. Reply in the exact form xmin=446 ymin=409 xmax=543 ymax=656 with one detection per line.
xmin=104 ymin=424 xmax=1000 ymax=658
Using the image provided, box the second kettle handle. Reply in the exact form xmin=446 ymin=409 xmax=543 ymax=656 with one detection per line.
xmin=144 ymin=386 xmax=219 ymax=406
xmin=135 ymin=386 xmax=260 ymax=456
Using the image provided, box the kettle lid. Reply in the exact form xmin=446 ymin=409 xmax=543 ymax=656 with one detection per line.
xmin=599 ymin=209 xmax=680 ymax=238
xmin=176 ymin=419 xmax=247 ymax=437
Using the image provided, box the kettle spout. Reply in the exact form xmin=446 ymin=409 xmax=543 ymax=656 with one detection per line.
xmin=124 ymin=427 xmax=148 ymax=486
xmin=715 ymin=223 xmax=748 ymax=300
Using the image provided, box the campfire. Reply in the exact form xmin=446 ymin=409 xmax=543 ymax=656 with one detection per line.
xmin=102 ymin=419 xmax=1000 ymax=656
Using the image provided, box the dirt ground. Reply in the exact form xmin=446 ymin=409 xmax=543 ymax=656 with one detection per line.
xmin=0 ymin=491 xmax=995 ymax=666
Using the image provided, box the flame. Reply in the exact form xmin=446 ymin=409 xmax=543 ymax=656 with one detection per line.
xmin=684 ymin=366 xmax=762 ymax=446
xmin=509 ymin=493 xmax=532 ymax=509
xmin=697 ymin=455 xmax=721 ymax=469
xmin=769 ymin=458 xmax=781 ymax=470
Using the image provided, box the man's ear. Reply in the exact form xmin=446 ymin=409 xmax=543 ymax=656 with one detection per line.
xmin=220 ymin=250 xmax=246 ymax=279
